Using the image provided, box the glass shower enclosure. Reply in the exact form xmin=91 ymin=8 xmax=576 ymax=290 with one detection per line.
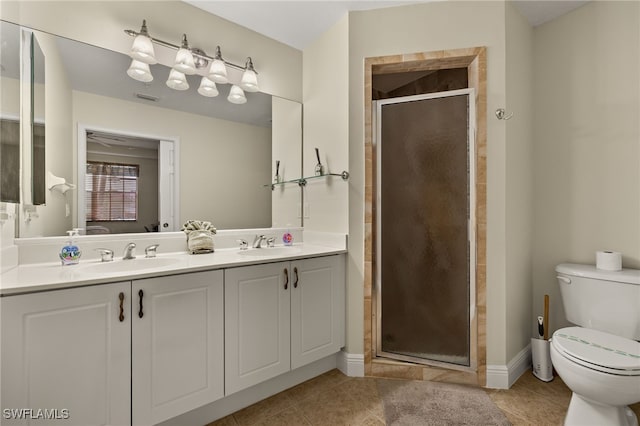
xmin=374 ymin=89 xmax=476 ymax=368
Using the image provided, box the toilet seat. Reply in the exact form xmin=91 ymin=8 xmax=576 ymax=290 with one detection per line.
xmin=552 ymin=327 xmax=640 ymax=377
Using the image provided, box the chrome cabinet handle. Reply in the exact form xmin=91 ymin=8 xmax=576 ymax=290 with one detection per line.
xmin=293 ymin=267 xmax=299 ymax=288
xmin=118 ymin=292 xmax=125 ymax=322
xmin=138 ymin=289 xmax=144 ymax=318
xmin=284 ymin=268 xmax=289 ymax=290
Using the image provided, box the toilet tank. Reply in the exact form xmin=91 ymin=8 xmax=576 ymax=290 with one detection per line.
xmin=556 ymin=263 xmax=640 ymax=340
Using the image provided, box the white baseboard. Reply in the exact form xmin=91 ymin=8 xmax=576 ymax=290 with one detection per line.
xmin=486 ymin=344 xmax=531 ymax=389
xmin=337 ymin=351 xmax=364 ymax=377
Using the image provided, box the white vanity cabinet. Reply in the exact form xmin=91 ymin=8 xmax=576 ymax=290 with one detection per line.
xmin=132 ymin=270 xmax=224 ymax=426
xmin=225 ymin=254 xmax=345 ymax=394
xmin=0 ymin=281 xmax=132 ymax=426
xmin=290 ymin=255 xmax=345 ymax=369
xmin=0 ymin=270 xmax=224 ymax=426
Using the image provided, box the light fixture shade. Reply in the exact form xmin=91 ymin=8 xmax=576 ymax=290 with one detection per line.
xmin=129 ymin=20 xmax=157 ymax=64
xmin=240 ymin=69 xmax=259 ymax=92
xmin=166 ymin=69 xmax=189 ymax=90
xmin=198 ymin=77 xmax=219 ymax=97
xmin=227 ymin=84 xmax=247 ymax=104
xmin=130 ymin=34 xmax=157 ymax=64
xmin=208 ymin=58 xmax=228 ymax=84
xmin=127 ymin=59 xmax=153 ymax=82
xmin=174 ymin=47 xmax=196 ymax=75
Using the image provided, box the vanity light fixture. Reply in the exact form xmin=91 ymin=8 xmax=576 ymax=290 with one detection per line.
xmin=240 ymin=57 xmax=259 ymax=92
xmin=197 ymin=76 xmax=219 ymax=97
xmin=124 ymin=20 xmax=260 ymax=103
xmin=208 ymin=46 xmax=229 ymax=84
xmin=127 ymin=59 xmax=153 ymax=82
xmin=173 ymin=34 xmax=196 ymax=75
xmin=129 ymin=20 xmax=157 ymax=64
xmin=166 ymin=69 xmax=189 ymax=90
xmin=227 ymin=84 xmax=247 ymax=104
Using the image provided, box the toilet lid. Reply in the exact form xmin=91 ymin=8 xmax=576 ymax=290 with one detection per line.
xmin=552 ymin=327 xmax=640 ymax=376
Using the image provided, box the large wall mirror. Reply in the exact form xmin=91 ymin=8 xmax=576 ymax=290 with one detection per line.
xmin=0 ymin=21 xmax=46 ymax=207
xmin=3 ymin=20 xmax=302 ymax=238
xmin=1 ymin=21 xmax=23 ymax=204
xmin=31 ymin=32 xmax=46 ymax=206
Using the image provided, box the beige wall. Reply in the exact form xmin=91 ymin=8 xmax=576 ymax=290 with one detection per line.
xmin=347 ymin=2 xmax=508 ymax=363
xmin=532 ymin=1 xmax=640 ymax=335
xmin=505 ymin=2 xmax=534 ymax=361
xmin=73 ymin=90 xmax=272 ymax=230
xmin=302 ymin=15 xmax=350 ymax=233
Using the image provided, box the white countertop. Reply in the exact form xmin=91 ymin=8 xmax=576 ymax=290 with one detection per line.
xmin=0 ymin=243 xmax=346 ymax=296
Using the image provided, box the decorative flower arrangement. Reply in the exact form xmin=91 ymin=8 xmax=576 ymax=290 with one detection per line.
xmin=182 ymin=220 xmax=216 ymax=254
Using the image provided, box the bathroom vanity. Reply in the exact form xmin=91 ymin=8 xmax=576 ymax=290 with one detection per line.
xmin=0 ymin=232 xmax=346 ymax=425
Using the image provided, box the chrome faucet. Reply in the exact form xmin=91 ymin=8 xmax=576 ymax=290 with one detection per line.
xmin=145 ymin=244 xmax=159 ymax=258
xmin=123 ymin=243 xmax=136 ymax=260
xmin=252 ymin=235 xmax=266 ymax=248
xmin=96 ymin=248 xmax=114 ymax=262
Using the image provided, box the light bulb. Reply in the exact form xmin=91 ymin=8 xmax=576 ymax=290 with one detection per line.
xmin=173 ymin=34 xmax=196 ymax=75
xmin=198 ymin=77 xmax=219 ymax=97
xmin=240 ymin=58 xmax=259 ymax=92
xmin=166 ymin=69 xmax=189 ymax=90
xmin=227 ymin=84 xmax=247 ymax=104
xmin=208 ymin=46 xmax=228 ymax=84
xmin=127 ymin=59 xmax=153 ymax=82
xmin=129 ymin=20 xmax=157 ymax=64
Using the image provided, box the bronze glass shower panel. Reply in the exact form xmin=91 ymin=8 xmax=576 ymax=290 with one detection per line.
xmin=379 ymin=94 xmax=470 ymax=366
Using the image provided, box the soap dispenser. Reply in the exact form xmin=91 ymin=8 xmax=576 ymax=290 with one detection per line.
xmin=60 ymin=229 xmax=82 ymax=265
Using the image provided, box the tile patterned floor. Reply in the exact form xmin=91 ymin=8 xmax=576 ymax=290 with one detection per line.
xmin=208 ymin=369 xmax=640 ymax=426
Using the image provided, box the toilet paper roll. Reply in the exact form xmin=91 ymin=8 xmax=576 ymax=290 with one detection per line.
xmin=596 ymin=250 xmax=622 ymax=271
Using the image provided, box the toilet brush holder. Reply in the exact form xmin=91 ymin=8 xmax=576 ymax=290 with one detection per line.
xmin=531 ymin=338 xmax=553 ymax=382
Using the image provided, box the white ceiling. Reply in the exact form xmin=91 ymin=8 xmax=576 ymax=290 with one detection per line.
xmin=183 ymin=0 xmax=590 ymax=50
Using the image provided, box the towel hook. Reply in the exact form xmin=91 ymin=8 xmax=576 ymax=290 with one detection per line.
xmin=495 ymin=108 xmax=514 ymax=121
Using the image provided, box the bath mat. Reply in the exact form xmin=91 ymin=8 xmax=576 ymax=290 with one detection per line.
xmin=376 ymin=379 xmax=511 ymax=426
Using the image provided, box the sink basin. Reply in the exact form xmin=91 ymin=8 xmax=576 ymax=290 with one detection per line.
xmin=81 ymin=257 xmax=181 ymax=274
xmin=239 ymin=247 xmax=302 ymax=257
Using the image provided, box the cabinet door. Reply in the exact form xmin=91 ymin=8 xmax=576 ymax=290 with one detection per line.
xmin=132 ymin=270 xmax=224 ymax=426
xmin=291 ymin=255 xmax=345 ymax=369
xmin=225 ymin=262 xmax=290 ymax=395
xmin=0 ymin=282 xmax=131 ymax=426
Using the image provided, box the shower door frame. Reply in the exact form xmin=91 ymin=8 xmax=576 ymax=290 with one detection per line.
xmin=374 ymin=88 xmax=477 ymax=372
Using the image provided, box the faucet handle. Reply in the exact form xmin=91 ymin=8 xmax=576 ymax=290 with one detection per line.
xmin=123 ymin=242 xmax=136 ymax=260
xmin=145 ymin=244 xmax=159 ymax=258
xmin=237 ymin=239 xmax=248 ymax=250
xmin=96 ymin=248 xmax=114 ymax=262
xmin=252 ymin=234 xmax=266 ymax=248
xmin=266 ymin=237 xmax=276 ymax=248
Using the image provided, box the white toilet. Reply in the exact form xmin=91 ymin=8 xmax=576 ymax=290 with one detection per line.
xmin=551 ymin=263 xmax=640 ymax=426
